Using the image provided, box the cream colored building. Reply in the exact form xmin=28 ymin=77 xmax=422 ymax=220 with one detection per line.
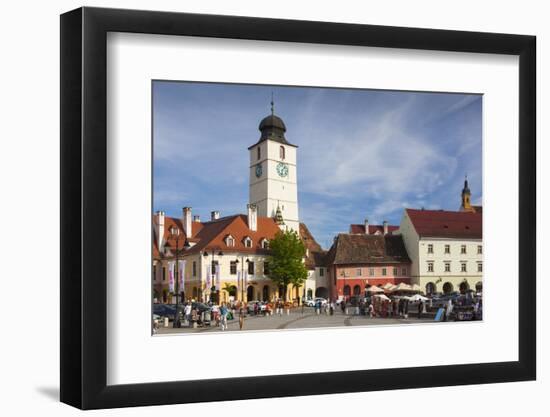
xmin=398 ymin=208 xmax=483 ymax=295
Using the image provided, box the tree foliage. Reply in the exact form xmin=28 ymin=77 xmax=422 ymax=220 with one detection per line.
xmin=266 ymin=230 xmax=308 ymax=300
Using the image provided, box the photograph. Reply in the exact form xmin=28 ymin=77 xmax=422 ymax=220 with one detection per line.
xmin=151 ymin=81 xmax=483 ymax=334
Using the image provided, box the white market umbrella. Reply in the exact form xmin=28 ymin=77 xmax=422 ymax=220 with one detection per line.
xmin=366 ymin=285 xmax=384 ymax=293
xmin=394 ymin=282 xmax=413 ymax=292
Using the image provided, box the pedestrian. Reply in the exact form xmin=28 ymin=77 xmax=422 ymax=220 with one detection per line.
xmin=184 ymin=302 xmax=192 ymax=327
xmin=368 ymin=303 xmax=374 ymax=318
xmin=330 ymin=301 xmax=334 ymax=316
xmin=254 ymin=302 xmax=259 ymax=316
xmin=239 ymin=305 xmax=245 ymax=330
xmin=220 ymin=303 xmax=228 ymax=331
xmin=340 ymin=300 xmax=346 ymax=314
xmin=418 ymin=301 xmax=423 ymax=317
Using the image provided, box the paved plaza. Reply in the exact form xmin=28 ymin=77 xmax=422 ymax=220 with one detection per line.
xmin=155 ymin=307 xmax=435 ymax=335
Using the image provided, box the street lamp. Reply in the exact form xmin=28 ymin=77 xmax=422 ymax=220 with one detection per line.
xmin=171 ymin=228 xmax=190 ymax=328
xmin=234 ymin=257 xmax=250 ymax=303
xmin=203 ymin=249 xmax=223 ymax=304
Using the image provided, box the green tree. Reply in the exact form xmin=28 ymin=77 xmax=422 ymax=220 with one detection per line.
xmin=266 ymin=230 xmax=308 ymax=301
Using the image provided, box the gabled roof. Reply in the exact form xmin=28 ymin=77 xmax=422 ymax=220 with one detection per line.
xmin=300 ymin=223 xmax=326 ymax=269
xmin=153 ymin=214 xmax=282 ymax=257
xmin=405 ymin=208 xmax=482 ymax=239
xmin=349 ymin=224 xmax=399 ymax=235
xmin=326 ymin=234 xmax=411 ymax=266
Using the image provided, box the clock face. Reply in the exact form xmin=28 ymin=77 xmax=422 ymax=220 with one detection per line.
xmin=255 ymin=163 xmax=263 ymax=178
xmin=276 ymin=162 xmax=289 ymax=178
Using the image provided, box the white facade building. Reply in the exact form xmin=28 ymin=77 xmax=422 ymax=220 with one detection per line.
xmin=398 ymin=208 xmax=483 ymax=295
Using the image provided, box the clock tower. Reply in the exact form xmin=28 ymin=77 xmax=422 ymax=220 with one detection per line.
xmin=248 ymin=102 xmax=300 ymax=234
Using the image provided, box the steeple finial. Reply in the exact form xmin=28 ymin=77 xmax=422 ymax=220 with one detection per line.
xmin=270 ymin=92 xmax=274 ymax=116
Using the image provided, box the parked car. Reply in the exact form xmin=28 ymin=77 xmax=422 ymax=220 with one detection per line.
xmin=191 ymin=302 xmax=212 ymax=313
xmin=153 ymin=304 xmax=176 ymax=320
xmin=247 ymin=301 xmax=266 ymax=313
xmin=305 ymin=298 xmax=315 ymax=307
xmin=311 ymin=297 xmax=328 ymax=307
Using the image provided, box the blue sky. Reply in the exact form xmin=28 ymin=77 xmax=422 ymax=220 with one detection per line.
xmin=153 ymin=81 xmax=482 ymax=249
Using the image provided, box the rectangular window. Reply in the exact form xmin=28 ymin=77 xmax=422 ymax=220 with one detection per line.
xmin=319 ymin=268 xmax=324 ymax=276
xmin=153 ymin=265 xmax=157 ymax=281
xmin=230 ymin=261 xmax=237 ymax=275
xmin=211 ymin=260 xmax=218 ymax=275
xmin=461 ymin=245 xmax=467 ymax=254
xmin=382 ymin=268 xmax=387 ymax=276
xmin=444 ymin=244 xmax=450 ymax=254
xmin=248 ymin=261 xmax=254 ymax=275
xmin=427 ymin=244 xmax=433 ymax=254
xmin=356 ymin=268 xmax=362 ymax=276
xmin=427 ymin=262 xmax=434 ymax=272
xmin=369 ymin=268 xmax=374 ymax=276
xmin=478 ymin=245 xmax=482 ymax=254
xmin=402 ymin=267 xmax=407 ymax=276
xmin=393 ymin=267 xmax=398 ymax=276
xmin=263 ymin=261 xmax=269 ymax=275
xmin=192 ymin=261 xmax=196 ymax=277
xmin=445 ymin=262 xmax=451 ymax=272
xmin=478 ymin=263 xmax=483 ymax=272
xmin=162 ymin=267 xmax=166 ymax=281
xmin=461 ymin=262 xmax=467 ymax=272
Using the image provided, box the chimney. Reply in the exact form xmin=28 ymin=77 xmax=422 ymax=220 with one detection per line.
xmin=211 ymin=210 xmax=220 ymax=221
xmin=193 ymin=215 xmax=201 ymax=223
xmin=364 ymin=218 xmax=369 ymax=235
xmin=182 ymin=207 xmax=192 ymax=238
xmin=383 ymin=220 xmax=388 ymax=235
xmin=156 ymin=211 xmax=165 ymax=250
xmin=247 ymin=203 xmax=257 ymax=232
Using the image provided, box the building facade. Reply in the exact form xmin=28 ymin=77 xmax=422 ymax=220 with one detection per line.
xmin=398 ymin=207 xmax=483 ymax=295
xmin=325 ymin=233 xmax=411 ymax=301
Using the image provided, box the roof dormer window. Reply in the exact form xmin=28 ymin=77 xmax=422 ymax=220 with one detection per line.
xmin=224 ymin=234 xmax=235 ymax=247
xmin=243 ymin=236 xmax=253 ymax=248
xmin=260 ymin=238 xmax=269 ymax=249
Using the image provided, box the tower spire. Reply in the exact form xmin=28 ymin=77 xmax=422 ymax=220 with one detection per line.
xmin=460 ymin=174 xmax=473 ymax=212
xmin=270 ymin=92 xmax=274 ymax=116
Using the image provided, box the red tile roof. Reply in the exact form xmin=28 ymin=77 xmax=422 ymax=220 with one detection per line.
xmin=349 ymin=224 xmax=399 ymax=235
xmin=326 ymin=234 xmax=411 ymax=265
xmin=153 ymin=214 xmax=283 ymax=257
xmin=300 ymin=223 xmax=326 ymax=269
xmin=406 ymin=208 xmax=482 ymax=239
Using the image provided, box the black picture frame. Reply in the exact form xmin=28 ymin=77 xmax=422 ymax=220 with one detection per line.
xmin=60 ymin=6 xmax=536 ymax=410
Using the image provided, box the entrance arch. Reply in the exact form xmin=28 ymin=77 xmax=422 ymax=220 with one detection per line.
xmin=343 ymin=285 xmax=351 ymax=297
xmin=353 ymin=285 xmax=361 ymax=296
xmin=459 ymin=281 xmax=470 ymax=294
xmin=426 ymin=282 xmax=436 ymax=295
xmin=247 ymin=285 xmax=255 ymax=301
xmin=262 ymin=285 xmax=270 ymax=301
xmin=443 ymin=282 xmax=454 ymax=294
xmin=315 ymin=287 xmax=329 ymax=299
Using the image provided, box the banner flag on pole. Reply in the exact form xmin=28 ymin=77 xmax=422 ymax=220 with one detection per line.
xmin=206 ymin=263 xmax=211 ymax=290
xmin=178 ymin=260 xmax=186 ymax=294
xmin=168 ymin=261 xmax=175 ymax=293
xmin=215 ymin=263 xmax=221 ymax=291
xmin=244 ymin=270 xmax=248 ymax=287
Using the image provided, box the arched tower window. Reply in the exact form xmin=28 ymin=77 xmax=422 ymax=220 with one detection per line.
xmin=279 ymin=145 xmax=285 ymax=160
xmin=257 ymin=146 xmax=261 ymax=160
